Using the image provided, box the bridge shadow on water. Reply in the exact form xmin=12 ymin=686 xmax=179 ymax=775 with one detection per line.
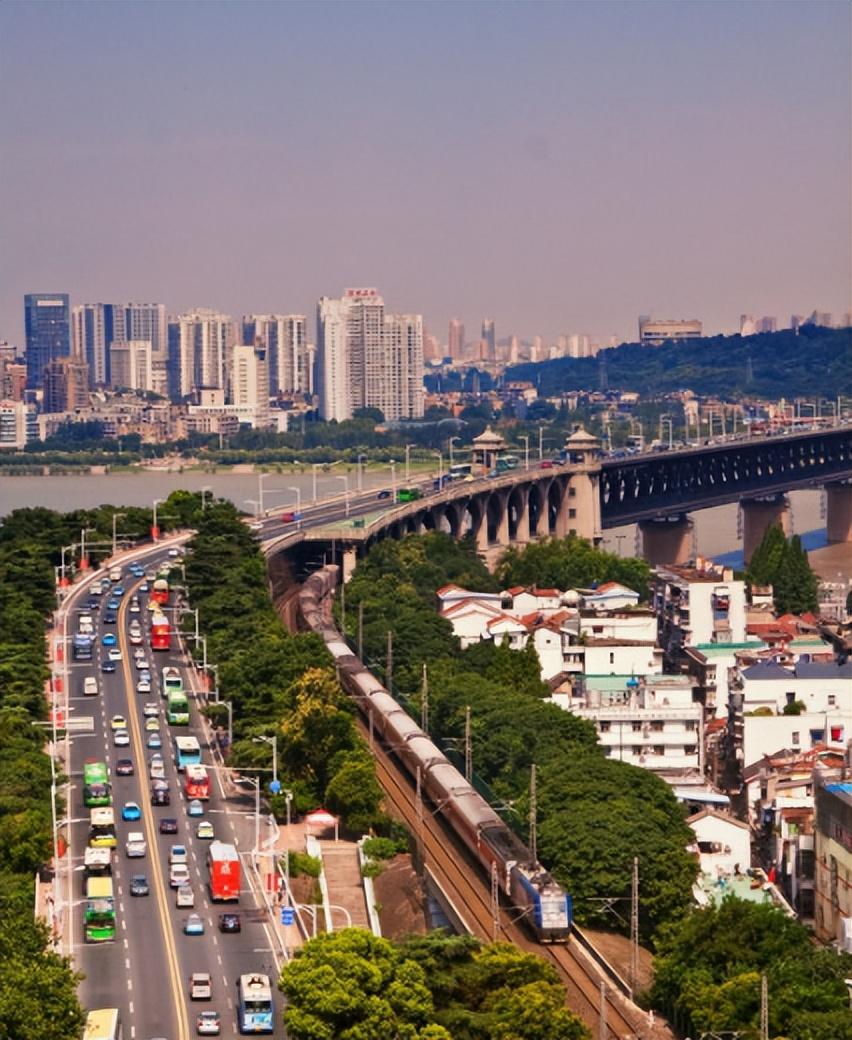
xmin=711 ymin=527 xmax=827 ymax=571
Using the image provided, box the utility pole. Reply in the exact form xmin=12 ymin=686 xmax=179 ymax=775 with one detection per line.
xmin=415 ymin=766 xmax=424 ymax=858
xmin=420 ymin=663 xmax=429 ymax=733
xmin=760 ymin=973 xmax=769 ymax=1040
xmin=340 ymin=577 xmax=346 ymax=633
xmin=529 ymin=764 xmax=537 ymax=864
xmin=630 ymin=856 xmax=639 ymax=998
xmin=464 ymin=705 xmax=472 ymax=783
xmin=598 ymin=983 xmax=607 ymax=1040
xmin=386 ymin=629 xmax=393 ymax=691
xmin=357 ymin=602 xmax=364 ymax=660
xmin=491 ymin=862 xmax=500 ymax=942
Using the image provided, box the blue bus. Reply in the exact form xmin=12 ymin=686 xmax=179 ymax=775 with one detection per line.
xmin=174 ymin=735 xmax=202 ymax=771
xmin=237 ymin=973 xmax=274 ymax=1034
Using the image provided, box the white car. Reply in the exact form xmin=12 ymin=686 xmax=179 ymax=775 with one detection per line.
xmin=125 ymin=832 xmax=147 ymax=858
xmin=149 ymin=755 xmax=165 ymax=780
xmin=129 ymin=632 xmax=143 ymax=646
xmin=134 ymin=647 xmax=146 ymax=659
xmin=129 ymin=602 xmax=141 ymax=614
xmin=83 ymin=677 xmax=98 ymax=696
xmin=136 ymin=679 xmax=151 ymax=694
xmin=176 ymin=884 xmax=195 ymax=908
xmin=169 ymin=844 xmax=188 ymax=865
xmin=108 ymin=648 xmax=122 ymax=662
xmin=168 ymin=548 xmax=181 ymax=558
xmin=169 ymin=862 xmax=190 ymax=888
xmin=135 ymin=656 xmax=149 ymax=670
xmin=113 ymin=729 xmax=130 ymax=747
xmin=143 ymin=702 xmax=159 ymax=717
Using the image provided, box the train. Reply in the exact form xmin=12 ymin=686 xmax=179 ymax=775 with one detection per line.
xmin=298 ymin=565 xmax=573 ymax=943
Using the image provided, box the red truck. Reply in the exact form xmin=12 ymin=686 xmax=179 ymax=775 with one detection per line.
xmin=208 ymin=841 xmax=240 ymax=901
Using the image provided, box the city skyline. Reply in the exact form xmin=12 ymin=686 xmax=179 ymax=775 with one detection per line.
xmin=2 ymin=3 xmax=850 ymax=347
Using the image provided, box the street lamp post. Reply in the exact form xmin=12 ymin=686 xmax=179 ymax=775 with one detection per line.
xmin=288 ymin=486 xmax=302 ymax=527
xmin=519 ymin=435 xmax=530 ymax=470
xmin=60 ymin=543 xmax=74 ymax=586
xmin=389 ymin=461 xmax=396 ymax=500
xmin=448 ymin=436 xmax=460 ymax=469
xmin=152 ymin=499 xmax=165 ymax=541
xmin=312 ymin=463 xmax=324 ymax=503
xmin=433 ymin=451 xmax=443 ymax=485
xmin=221 ymin=700 xmax=233 ymax=751
xmin=334 ymin=475 xmax=350 ymax=516
xmin=111 ymin=513 xmax=126 ymax=557
xmin=405 ymin=443 xmax=416 ymax=482
xmin=80 ymin=527 xmax=96 ymax=570
xmin=244 ymin=499 xmax=260 ymax=517
xmin=253 ymin=734 xmax=278 ymax=786
xmin=356 ymin=454 xmax=367 ymax=492
xmin=538 ymin=426 xmax=544 ymax=461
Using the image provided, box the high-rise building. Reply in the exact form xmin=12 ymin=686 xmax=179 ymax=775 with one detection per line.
xmin=43 ymin=357 xmax=90 ymax=412
xmin=0 ymin=358 xmax=27 ymax=401
xmin=242 ymin=315 xmax=309 ymax=395
xmin=739 ymin=315 xmax=756 ymax=336
xmin=72 ymin=303 xmax=111 ymax=386
xmin=177 ymin=310 xmax=234 ymax=397
xmin=448 ymin=319 xmax=465 ymax=359
xmin=72 ymin=302 xmax=167 ymax=392
xmin=481 ymin=318 xmax=496 ymax=360
xmin=756 ymin=316 xmax=777 ymax=334
xmin=638 ymin=317 xmax=702 ymax=344
xmin=530 ymin=335 xmax=544 ymax=363
xmin=0 ymin=399 xmax=38 ymax=449
xmin=230 ymin=343 xmax=270 ymax=427
xmin=316 ymin=289 xmax=424 ymax=422
xmin=110 ymin=341 xmax=153 ymax=392
xmin=25 ymin=294 xmax=70 ymax=388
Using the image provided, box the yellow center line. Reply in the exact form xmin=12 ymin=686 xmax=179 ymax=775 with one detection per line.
xmin=118 ymin=578 xmax=189 ymax=1040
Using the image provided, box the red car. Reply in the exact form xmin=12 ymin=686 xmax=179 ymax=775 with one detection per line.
xmin=281 ymin=511 xmax=301 ymax=523
xmin=539 ymin=459 xmax=554 ymax=469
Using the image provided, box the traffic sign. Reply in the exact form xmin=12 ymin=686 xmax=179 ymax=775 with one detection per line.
xmin=280 ymin=906 xmax=295 ymax=926
xmin=269 ymin=779 xmax=281 ymax=795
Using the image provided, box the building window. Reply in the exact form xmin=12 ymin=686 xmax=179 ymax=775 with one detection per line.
xmin=599 ymin=721 xmax=611 ymax=732
xmin=791 ymin=731 xmax=800 ymax=745
xmin=653 ymin=745 xmax=665 ymax=755
xmin=685 ymin=720 xmax=696 ymax=731
xmin=651 ymin=721 xmax=664 ymax=732
xmin=609 ymin=652 xmax=615 ymax=664
xmin=568 ymin=486 xmax=576 ymax=497
xmin=632 ymin=721 xmax=642 ymax=732
xmin=685 ymin=745 xmax=697 ymax=755
xmin=632 ymin=746 xmax=643 ymax=756
xmin=828 ymin=694 xmax=836 ymax=707
xmin=568 ymin=508 xmax=576 ymax=518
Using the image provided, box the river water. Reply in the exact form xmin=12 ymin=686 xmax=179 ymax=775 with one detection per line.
xmin=0 ymin=472 xmax=843 ymax=577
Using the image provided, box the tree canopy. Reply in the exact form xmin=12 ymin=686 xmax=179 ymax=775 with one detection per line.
xmin=745 ymin=523 xmax=819 ymax=615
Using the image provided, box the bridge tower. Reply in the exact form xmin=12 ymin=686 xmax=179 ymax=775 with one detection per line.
xmin=825 ymin=480 xmax=852 ymax=543
xmin=741 ymin=494 xmax=790 ymax=564
xmin=560 ymin=427 xmax=602 ymax=545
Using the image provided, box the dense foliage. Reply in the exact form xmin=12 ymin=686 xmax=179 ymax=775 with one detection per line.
xmin=508 ymin=325 xmax=852 ymax=398
xmin=182 ymin=503 xmax=387 ymax=829
xmin=0 ymin=510 xmax=91 ymax=1038
xmin=650 ymin=898 xmax=852 ymax=1039
xmin=745 ymin=523 xmax=819 ymax=615
xmin=341 ymin=533 xmax=696 ymax=940
xmin=280 ymin=929 xmax=590 ymax=1040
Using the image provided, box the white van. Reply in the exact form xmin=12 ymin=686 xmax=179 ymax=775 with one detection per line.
xmin=83 ymin=677 xmax=98 ymax=697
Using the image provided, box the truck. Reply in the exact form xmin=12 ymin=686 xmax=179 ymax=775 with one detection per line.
xmin=150 ymin=612 xmax=170 ymax=651
xmin=73 ymin=634 xmax=94 ymax=661
xmin=207 ymin=841 xmax=240 ymax=901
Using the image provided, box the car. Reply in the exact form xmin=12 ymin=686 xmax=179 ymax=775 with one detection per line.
xmin=129 ymin=632 xmax=143 ymax=646
xmin=139 ymin=581 xmax=149 ymax=592
xmin=249 ymin=521 xmax=264 ymax=532
xmin=106 ymin=598 xmax=120 ymax=611
xmin=280 ymin=511 xmax=297 ymax=523
xmin=147 ymin=733 xmax=162 ymax=749
xmin=101 ymin=659 xmax=117 ymax=673
xmin=196 ymin=821 xmax=214 ymax=840
xmin=113 ymin=729 xmax=130 ymax=747
xmin=115 ymin=758 xmax=134 ymax=776
xmin=218 ymin=912 xmax=241 ymax=933
xmin=539 ymin=459 xmax=554 ymax=469
xmin=138 ymin=679 xmax=152 ymax=694
xmin=160 ymin=817 xmax=179 ymax=835
xmin=129 ymin=602 xmax=141 ymax=614
xmin=101 ymin=633 xmax=117 ymax=647
xmin=145 ymin=716 xmax=159 ymax=731
xmin=169 ymin=844 xmax=188 ymax=864
xmin=149 ymin=756 xmax=165 ymax=780
xmin=125 ymin=831 xmax=146 ymax=857
xmin=170 ymin=862 xmax=190 ymax=888
xmin=187 ymin=799 xmax=204 ymax=817
xmin=139 ymin=669 xmax=151 ymax=683
xmin=83 ymin=676 xmax=98 ymax=696
xmin=129 ymin=874 xmax=149 ymax=897
xmin=176 ymin=884 xmax=195 ymax=908
xmin=184 ymin=913 xmax=205 ymax=936
xmin=130 ymin=565 xmax=145 ymax=576
xmin=86 ymin=597 xmax=100 ymax=611
xmin=189 ymin=973 xmax=211 ymax=1000
xmin=168 ymin=548 xmax=181 ymax=558
xmin=103 ymin=612 xmax=117 ymax=625
xmin=112 ymin=585 xmax=125 ymax=596
xmin=143 ymin=702 xmax=159 ymax=717
xmin=376 ymin=489 xmax=392 ymax=500
xmin=108 ymin=648 xmax=123 ymax=661
xmin=145 ymin=570 xmax=157 ymax=581
xmin=195 ymin=1010 xmax=220 ymax=1035
xmin=135 ymin=656 xmax=149 ymax=670
xmin=134 ymin=647 xmax=146 ymax=659
xmin=110 ymin=714 xmax=127 ymax=730
xmin=121 ymin=801 xmax=142 ymax=821
xmin=151 ymin=783 xmax=170 ymax=806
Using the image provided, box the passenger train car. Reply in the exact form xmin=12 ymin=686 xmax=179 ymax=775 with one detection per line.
xmin=299 ymin=566 xmax=572 ymax=942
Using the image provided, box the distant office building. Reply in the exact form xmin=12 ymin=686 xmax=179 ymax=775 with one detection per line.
xmin=756 ymin=316 xmax=777 ymax=334
xmin=481 ymin=318 xmax=496 ymax=360
xmin=509 ymin=335 xmax=520 ymax=364
xmin=43 ymin=357 xmax=90 ymax=413
xmin=110 ymin=341 xmax=153 ymax=392
xmin=72 ymin=303 xmax=110 ymax=386
xmin=448 ymin=318 xmax=465 ymax=359
xmin=230 ymin=343 xmax=270 ymax=427
xmin=790 ymin=314 xmax=806 ymax=332
xmin=805 ymin=310 xmax=833 ymax=328
xmin=0 ymin=358 xmax=27 ymax=401
xmin=25 ymin=294 xmax=71 ymax=389
xmin=72 ymin=302 xmax=166 ymax=392
xmin=568 ymin=334 xmax=591 ymax=358
xmin=0 ymin=399 xmax=38 ymax=449
xmin=177 ymin=310 xmax=234 ymax=398
xmin=530 ymin=335 xmax=544 ymax=363
xmin=316 ymin=289 xmax=424 ymax=422
xmin=740 ymin=315 xmax=757 ymax=336
xmin=242 ymin=314 xmax=309 ymax=396
xmin=638 ymin=317 xmax=702 ymax=344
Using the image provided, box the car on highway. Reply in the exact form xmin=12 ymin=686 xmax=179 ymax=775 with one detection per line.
xmin=129 ymin=601 xmax=141 ymax=614
xmin=149 ymin=754 xmax=165 ymax=780
xmin=106 ymin=598 xmax=120 ymax=611
xmin=189 ymin=973 xmax=211 ymax=1000
xmin=110 ymin=714 xmax=127 ymax=730
xmin=143 ymin=702 xmax=159 ymax=717
xmin=101 ymin=633 xmax=117 ymax=647
xmin=151 ymin=781 xmax=170 ymax=806
xmin=195 ymin=1010 xmax=220 ymax=1035
xmin=539 ymin=459 xmax=554 ymax=469
xmin=176 ymin=884 xmax=195 ymax=908
xmin=115 ymin=758 xmax=134 ymax=776
xmin=83 ymin=677 xmax=98 ymax=696
xmin=103 ymin=612 xmax=117 ymax=625
xmin=112 ymin=585 xmax=125 ymax=596
xmin=130 ymin=564 xmax=145 ymax=577
xmin=187 ymin=799 xmax=204 ymax=817
xmin=218 ymin=912 xmax=240 ymax=933
xmin=86 ymin=597 xmax=100 ymax=611
xmin=129 ymin=874 xmax=149 ymax=897
xmin=134 ymin=647 xmax=146 ymax=659
xmin=376 ymin=489 xmax=392 ymax=499
xmin=108 ymin=648 xmax=123 ymax=661
xmin=196 ymin=821 xmax=214 ymax=840
xmin=159 ymin=817 xmax=178 ymax=834
xmin=101 ymin=659 xmax=117 ymax=673
xmin=280 ymin=511 xmax=298 ymax=522
xmin=184 ymin=913 xmax=205 ymax=936
xmin=249 ymin=521 xmax=264 ymax=532
xmin=145 ymin=570 xmax=157 ymax=581
xmin=138 ymin=678 xmax=152 ymax=694
xmin=169 ymin=844 xmax=188 ymax=864
xmin=125 ymin=831 xmax=146 ymax=857
xmin=113 ymin=729 xmax=130 ymax=747
xmin=144 ymin=716 xmax=159 ymax=731
xmin=129 ymin=631 xmax=144 ymax=646
xmin=139 ymin=581 xmax=149 ymax=592
xmin=135 ymin=656 xmax=149 ymax=671
xmin=121 ymin=801 xmax=142 ymax=821
xmin=168 ymin=548 xmax=182 ymax=558
xmin=170 ymin=863 xmax=190 ymax=888
xmin=147 ymin=733 xmax=162 ymax=750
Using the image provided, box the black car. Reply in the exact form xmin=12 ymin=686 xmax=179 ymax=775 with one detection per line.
xmin=101 ymin=660 xmax=117 ymax=673
xmin=103 ymin=612 xmax=117 ymax=625
xmin=129 ymin=874 xmax=149 ymax=897
xmin=151 ymin=783 xmax=170 ymax=806
xmin=218 ymin=912 xmax=241 ymax=933
xmin=376 ymin=489 xmax=392 ymax=500
xmin=115 ymin=759 xmax=134 ymax=776
xmin=86 ymin=597 xmax=100 ymax=611
xmin=159 ymin=817 xmax=178 ymax=834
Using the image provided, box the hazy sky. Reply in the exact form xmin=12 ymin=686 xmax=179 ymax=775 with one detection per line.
xmin=1 ymin=1 xmax=849 ymax=347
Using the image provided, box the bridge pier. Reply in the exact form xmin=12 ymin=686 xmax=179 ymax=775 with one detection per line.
xmin=639 ymin=514 xmax=693 ymax=566
xmin=825 ymin=481 xmax=852 ymax=543
xmin=741 ymin=494 xmax=790 ymax=564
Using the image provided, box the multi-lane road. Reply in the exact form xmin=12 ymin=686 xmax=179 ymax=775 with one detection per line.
xmin=60 ymin=544 xmax=283 ymax=1040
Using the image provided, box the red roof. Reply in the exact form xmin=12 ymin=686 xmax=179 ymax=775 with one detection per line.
xmin=533 ymin=587 xmax=560 ymax=598
xmin=505 ymin=586 xmax=526 ymax=596
xmin=593 ymin=581 xmax=632 ymax=594
xmin=436 ymin=584 xmax=465 ymax=597
xmin=442 ymin=598 xmax=501 ymax=618
xmin=486 ymin=613 xmax=527 ymax=631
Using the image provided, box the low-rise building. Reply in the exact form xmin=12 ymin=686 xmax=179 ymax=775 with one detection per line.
xmin=654 ymin=560 xmax=747 ymax=656
xmin=0 ymin=399 xmax=38 ymax=448
xmin=688 ymin=808 xmax=752 ymax=879
xmin=581 ymin=581 xmax=641 ymax=611
xmin=815 ymin=776 xmax=852 ymax=948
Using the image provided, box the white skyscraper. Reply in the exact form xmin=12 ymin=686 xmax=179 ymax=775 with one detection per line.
xmin=110 ymin=341 xmax=153 ymax=392
xmin=383 ymin=313 xmax=424 ymax=420
xmin=230 ymin=343 xmax=270 ymax=426
xmin=72 ymin=304 xmax=108 ymax=386
xmin=316 ymin=297 xmax=352 ymax=422
xmin=243 ymin=314 xmax=309 ymax=395
xmin=177 ymin=310 xmax=234 ymax=398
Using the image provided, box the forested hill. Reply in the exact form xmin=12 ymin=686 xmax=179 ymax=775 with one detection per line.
xmin=506 ymin=325 xmax=852 ymax=398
